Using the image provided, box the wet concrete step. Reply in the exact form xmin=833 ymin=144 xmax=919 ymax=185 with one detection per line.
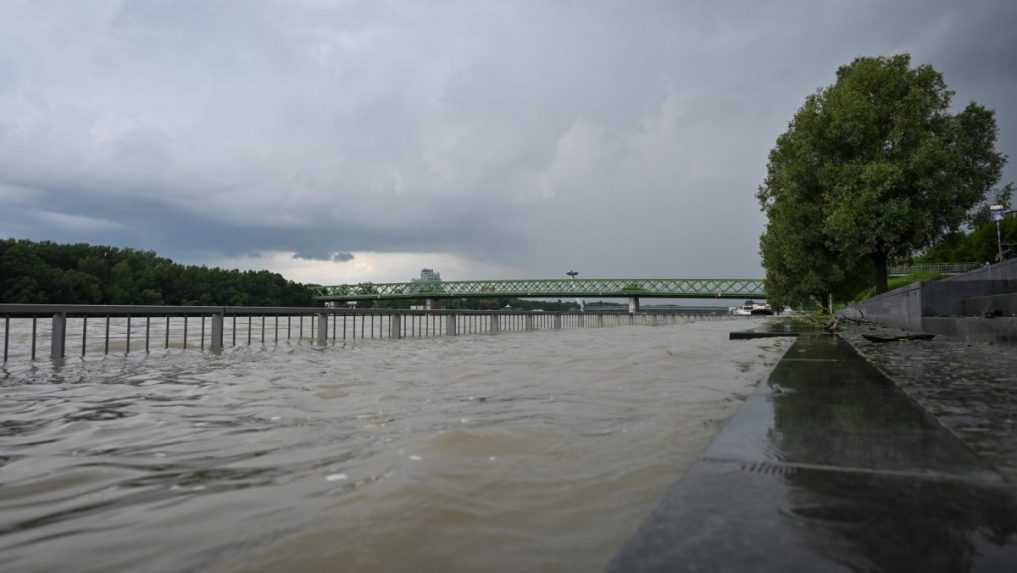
xmin=962 ymin=292 xmax=1017 ymax=317
xmin=608 ymin=333 xmax=1017 ymax=572
xmin=921 ymin=316 xmax=1017 ymax=345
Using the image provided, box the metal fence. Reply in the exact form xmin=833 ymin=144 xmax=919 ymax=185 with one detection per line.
xmin=0 ymin=304 xmax=728 ymax=363
xmin=888 ymin=262 xmax=983 ymax=276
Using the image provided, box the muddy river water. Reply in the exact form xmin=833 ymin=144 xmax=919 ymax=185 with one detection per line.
xmin=0 ymin=317 xmax=786 ymax=572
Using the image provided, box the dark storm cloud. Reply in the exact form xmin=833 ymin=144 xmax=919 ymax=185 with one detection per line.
xmin=1 ymin=1 xmax=1015 ymax=278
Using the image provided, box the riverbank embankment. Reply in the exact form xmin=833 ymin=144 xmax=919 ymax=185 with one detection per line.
xmin=847 ymin=258 xmax=1017 ymax=344
xmin=839 ymin=321 xmax=1017 ymax=482
xmin=609 ymin=329 xmax=1017 ymax=571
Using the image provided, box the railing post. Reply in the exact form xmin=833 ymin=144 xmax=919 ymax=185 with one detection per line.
xmin=210 ymin=313 xmax=224 ymax=352
xmin=446 ymin=312 xmax=458 ymax=336
xmin=390 ymin=313 xmax=402 ymax=339
xmin=316 ymin=312 xmax=328 ymax=346
xmin=51 ymin=312 xmax=66 ymax=359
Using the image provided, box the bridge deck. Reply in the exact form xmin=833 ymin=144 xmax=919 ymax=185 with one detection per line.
xmin=315 ymin=278 xmax=766 ymax=301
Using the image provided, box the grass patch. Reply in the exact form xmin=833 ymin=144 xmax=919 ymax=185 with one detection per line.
xmin=852 ymin=271 xmax=944 ymax=302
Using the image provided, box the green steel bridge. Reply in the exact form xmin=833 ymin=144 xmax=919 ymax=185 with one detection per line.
xmin=315 ymin=277 xmax=766 ymax=303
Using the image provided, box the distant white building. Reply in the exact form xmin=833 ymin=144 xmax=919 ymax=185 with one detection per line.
xmin=417 ymin=268 xmax=441 ymax=282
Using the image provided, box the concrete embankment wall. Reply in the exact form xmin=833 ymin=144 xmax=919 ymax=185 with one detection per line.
xmin=847 ymin=259 xmax=1017 ymax=343
xmin=850 ymin=281 xmax=924 ymax=330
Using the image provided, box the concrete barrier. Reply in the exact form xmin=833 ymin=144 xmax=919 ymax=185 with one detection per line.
xmin=922 ymin=317 xmax=1017 ymax=344
xmin=851 ymin=281 xmax=924 ymax=330
xmin=848 ymin=259 xmax=1017 ymax=343
xmin=920 ymin=280 xmax=1017 ymax=316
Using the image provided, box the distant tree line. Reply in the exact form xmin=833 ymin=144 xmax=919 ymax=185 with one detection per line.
xmin=0 ymin=239 xmax=315 ymax=306
xmin=916 ymin=215 xmax=1016 ymax=265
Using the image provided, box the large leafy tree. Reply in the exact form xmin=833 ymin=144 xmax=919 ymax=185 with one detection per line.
xmin=758 ymin=54 xmax=1007 ymax=304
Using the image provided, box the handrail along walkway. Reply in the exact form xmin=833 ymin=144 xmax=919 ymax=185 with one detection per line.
xmin=0 ymin=304 xmax=727 ymax=363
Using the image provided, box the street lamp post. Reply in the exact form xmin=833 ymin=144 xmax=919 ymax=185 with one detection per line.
xmin=991 ymin=205 xmax=1005 ymax=262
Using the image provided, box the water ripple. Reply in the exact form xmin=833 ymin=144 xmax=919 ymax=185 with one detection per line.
xmin=0 ymin=319 xmax=787 ymax=572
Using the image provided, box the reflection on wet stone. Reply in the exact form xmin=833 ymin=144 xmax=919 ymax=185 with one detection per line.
xmin=610 ymin=334 xmax=1017 ymax=572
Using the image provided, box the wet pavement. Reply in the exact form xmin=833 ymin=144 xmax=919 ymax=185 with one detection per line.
xmin=728 ymin=317 xmax=802 ymax=339
xmin=839 ymin=322 xmax=1017 ymax=482
xmin=608 ymin=333 xmax=1017 ymax=572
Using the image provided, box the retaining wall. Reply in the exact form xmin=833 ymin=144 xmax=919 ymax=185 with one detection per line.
xmin=847 ymin=259 xmax=1017 ymax=343
xmin=851 ymin=281 xmax=923 ymax=330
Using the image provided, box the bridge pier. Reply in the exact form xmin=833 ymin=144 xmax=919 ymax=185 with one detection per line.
xmin=490 ymin=314 xmax=500 ymax=335
xmin=390 ymin=314 xmax=402 ymax=339
xmin=628 ymin=297 xmax=640 ymax=314
xmin=425 ymin=298 xmax=433 ymax=310
xmin=445 ymin=313 xmax=457 ymax=336
xmin=554 ymin=314 xmax=562 ymax=329
xmin=525 ymin=314 xmax=534 ymax=331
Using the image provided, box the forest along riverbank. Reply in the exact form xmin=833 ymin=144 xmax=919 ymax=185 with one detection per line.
xmin=0 ymin=318 xmax=788 ymax=573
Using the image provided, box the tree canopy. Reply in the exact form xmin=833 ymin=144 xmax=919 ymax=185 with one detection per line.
xmin=918 ymin=215 xmax=1017 ymax=265
xmin=758 ymin=54 xmax=1008 ymax=307
xmin=0 ymin=239 xmax=315 ymax=306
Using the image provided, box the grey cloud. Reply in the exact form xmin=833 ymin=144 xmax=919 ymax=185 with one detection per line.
xmin=289 ymin=250 xmax=355 ymax=263
xmin=0 ymin=1 xmax=1015 ymax=278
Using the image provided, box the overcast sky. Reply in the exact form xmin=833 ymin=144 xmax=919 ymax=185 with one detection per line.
xmin=1 ymin=0 xmax=1014 ymax=284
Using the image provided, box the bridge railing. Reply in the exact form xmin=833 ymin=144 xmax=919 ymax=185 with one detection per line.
xmin=0 ymin=304 xmax=730 ymax=364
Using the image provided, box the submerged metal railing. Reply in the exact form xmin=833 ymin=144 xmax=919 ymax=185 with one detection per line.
xmin=0 ymin=304 xmax=728 ymax=363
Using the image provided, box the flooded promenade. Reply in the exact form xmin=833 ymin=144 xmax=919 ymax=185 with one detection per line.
xmin=0 ymin=318 xmax=786 ymax=572
xmin=612 ymin=332 xmax=1017 ymax=572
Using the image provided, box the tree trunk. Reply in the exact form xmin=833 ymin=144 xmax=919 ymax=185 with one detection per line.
xmin=873 ymin=251 xmax=888 ymax=294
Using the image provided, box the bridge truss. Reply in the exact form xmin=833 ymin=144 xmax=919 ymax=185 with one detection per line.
xmin=315 ymin=278 xmax=766 ymax=302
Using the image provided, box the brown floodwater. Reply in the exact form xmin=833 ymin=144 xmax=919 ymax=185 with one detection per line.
xmin=0 ymin=317 xmax=786 ymax=572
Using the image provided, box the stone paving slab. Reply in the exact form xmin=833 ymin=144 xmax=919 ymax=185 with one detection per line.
xmin=608 ymin=459 xmax=1017 ymax=573
xmin=839 ymin=323 xmax=1017 ymax=481
xmin=608 ymin=333 xmax=1017 ymax=572
xmin=705 ymin=393 xmax=998 ymax=479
